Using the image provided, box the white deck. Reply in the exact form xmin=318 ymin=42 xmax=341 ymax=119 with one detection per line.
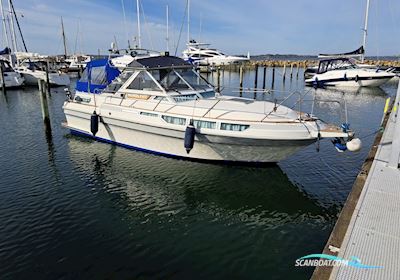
xmin=331 ymin=88 xmax=400 ymax=279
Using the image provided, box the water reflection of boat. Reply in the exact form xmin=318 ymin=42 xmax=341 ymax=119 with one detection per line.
xmin=314 ymin=85 xmax=387 ymax=97
xmin=66 ymin=136 xmax=334 ymax=224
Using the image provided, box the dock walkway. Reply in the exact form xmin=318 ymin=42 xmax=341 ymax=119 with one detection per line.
xmin=312 ymin=80 xmax=400 ymax=280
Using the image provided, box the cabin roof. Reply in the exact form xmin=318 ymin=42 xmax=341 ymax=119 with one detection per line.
xmin=127 ymin=55 xmax=192 ymax=70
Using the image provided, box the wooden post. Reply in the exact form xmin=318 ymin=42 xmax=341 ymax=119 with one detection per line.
xmin=296 ymin=63 xmax=299 ymax=79
xmin=0 ymin=63 xmax=6 ymax=94
xmin=254 ymin=64 xmax=258 ymax=90
xmin=271 ymin=65 xmax=275 ymax=88
xmin=239 ymin=65 xmax=244 ymax=97
xmin=262 ymin=66 xmax=267 ymax=90
xmin=217 ymin=67 xmax=221 ymax=93
xmin=290 ymin=63 xmax=293 ymax=79
xmin=38 ymin=80 xmax=50 ymax=126
xmin=45 ymin=61 xmax=51 ymax=94
xmin=283 ymin=63 xmax=286 ymax=82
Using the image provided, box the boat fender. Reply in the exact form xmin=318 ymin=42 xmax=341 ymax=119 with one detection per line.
xmin=90 ymin=111 xmax=99 ymax=136
xmin=344 ymin=73 xmax=347 ymax=80
xmin=332 ymin=138 xmax=347 ymax=153
xmin=355 ymin=75 xmax=359 ymax=83
xmin=313 ymin=77 xmax=319 ymax=88
xmin=346 ymin=138 xmax=362 ymax=152
xmin=184 ymin=121 xmax=196 ymax=154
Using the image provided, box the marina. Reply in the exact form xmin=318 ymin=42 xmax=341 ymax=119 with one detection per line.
xmin=1 ymin=0 xmax=400 ymax=279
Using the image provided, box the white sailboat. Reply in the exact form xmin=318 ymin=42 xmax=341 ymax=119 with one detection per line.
xmin=63 ymin=54 xmax=361 ymax=163
xmin=0 ymin=57 xmax=24 ymax=88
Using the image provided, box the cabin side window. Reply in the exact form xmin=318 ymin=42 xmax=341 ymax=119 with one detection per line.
xmin=193 ymin=120 xmax=216 ymax=129
xmin=220 ymin=123 xmax=249 ymax=131
xmin=140 ymin=112 xmax=158 ymax=117
xmin=162 ymin=115 xmax=186 ymax=125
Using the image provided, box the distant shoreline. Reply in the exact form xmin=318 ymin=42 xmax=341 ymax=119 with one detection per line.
xmin=248 ymin=54 xmax=399 ymax=62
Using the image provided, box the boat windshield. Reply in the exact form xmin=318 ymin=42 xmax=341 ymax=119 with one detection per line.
xmin=317 ymin=59 xmax=357 ymax=74
xmin=151 ymin=68 xmax=211 ymax=91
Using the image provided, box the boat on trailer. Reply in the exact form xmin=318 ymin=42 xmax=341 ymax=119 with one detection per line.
xmin=63 ymin=54 xmax=361 ymax=164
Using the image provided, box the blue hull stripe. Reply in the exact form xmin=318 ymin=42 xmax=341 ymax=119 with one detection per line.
xmin=69 ymin=129 xmax=276 ymax=167
xmin=306 ymin=75 xmax=393 ymax=86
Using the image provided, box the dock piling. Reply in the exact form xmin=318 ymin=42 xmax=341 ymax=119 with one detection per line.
xmin=217 ymin=67 xmax=221 ymax=93
xmin=254 ymin=64 xmax=258 ymax=96
xmin=262 ymin=66 xmax=267 ymax=90
xmin=296 ymin=64 xmax=299 ymax=79
xmin=38 ymin=80 xmax=51 ymax=126
xmin=44 ymin=61 xmax=51 ymax=95
xmin=283 ymin=63 xmax=286 ymax=82
xmin=271 ymin=65 xmax=275 ymax=88
xmin=290 ymin=64 xmax=293 ymax=80
xmin=239 ymin=65 xmax=244 ymax=96
xmin=0 ymin=63 xmax=6 ymax=94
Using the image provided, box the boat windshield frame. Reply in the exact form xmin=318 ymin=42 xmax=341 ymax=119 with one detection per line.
xmin=149 ymin=67 xmax=213 ymax=92
xmin=317 ymin=58 xmax=358 ymax=74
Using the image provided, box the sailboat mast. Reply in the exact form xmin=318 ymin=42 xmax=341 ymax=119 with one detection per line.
xmin=187 ymin=0 xmax=190 ymax=42
xmin=166 ymin=4 xmax=169 ymax=52
xmin=136 ymin=0 xmax=141 ymax=48
xmin=362 ymin=0 xmax=370 ymax=63
xmin=61 ymin=17 xmax=68 ymax=58
xmin=0 ymin=0 xmax=10 ymax=49
xmin=7 ymin=0 xmax=17 ymax=52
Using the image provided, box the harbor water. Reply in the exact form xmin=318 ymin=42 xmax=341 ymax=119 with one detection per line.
xmin=0 ymin=69 xmax=398 ymax=279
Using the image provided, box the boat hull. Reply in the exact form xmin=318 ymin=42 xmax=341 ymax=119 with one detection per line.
xmin=305 ymin=69 xmax=395 ymax=88
xmin=20 ymin=71 xmax=70 ymax=86
xmin=63 ymin=111 xmax=316 ymax=163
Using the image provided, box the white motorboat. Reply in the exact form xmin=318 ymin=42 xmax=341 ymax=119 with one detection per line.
xmin=182 ymin=40 xmax=249 ymax=66
xmin=0 ymin=59 xmax=24 ymax=88
xmin=305 ymin=58 xmax=395 ymax=88
xmin=15 ymin=60 xmax=70 ymax=87
xmin=66 ymin=54 xmax=91 ymax=72
xmin=63 ymin=55 xmax=361 ymax=163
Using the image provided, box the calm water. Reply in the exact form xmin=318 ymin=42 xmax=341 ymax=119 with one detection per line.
xmin=0 ymin=70 xmax=398 ymax=279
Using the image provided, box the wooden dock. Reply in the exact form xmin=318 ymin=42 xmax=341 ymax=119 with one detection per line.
xmin=311 ymin=80 xmax=400 ymax=279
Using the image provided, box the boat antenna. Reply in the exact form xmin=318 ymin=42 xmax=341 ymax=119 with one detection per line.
xmin=198 ymin=12 xmax=202 ymax=43
xmin=187 ymin=0 xmax=190 ymax=43
xmin=136 ymin=0 xmax=141 ymax=48
xmin=61 ymin=16 xmax=68 ymax=58
xmin=166 ymin=4 xmax=169 ymax=52
xmin=9 ymin=0 xmax=28 ymax=52
xmin=361 ymin=0 xmax=370 ymax=63
xmin=174 ymin=0 xmax=188 ymax=55
xmin=0 ymin=0 xmax=10 ymax=49
xmin=121 ymin=0 xmax=130 ymax=49
xmin=7 ymin=0 xmax=17 ymax=52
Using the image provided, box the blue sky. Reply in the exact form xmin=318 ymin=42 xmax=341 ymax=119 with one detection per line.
xmin=2 ymin=0 xmax=400 ymax=56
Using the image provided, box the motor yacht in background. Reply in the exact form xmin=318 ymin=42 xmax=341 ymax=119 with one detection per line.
xmin=66 ymin=54 xmax=91 ymax=72
xmin=305 ymin=58 xmax=395 ymax=88
xmin=63 ymin=54 xmax=361 ymax=163
xmin=182 ymin=40 xmax=249 ymax=66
